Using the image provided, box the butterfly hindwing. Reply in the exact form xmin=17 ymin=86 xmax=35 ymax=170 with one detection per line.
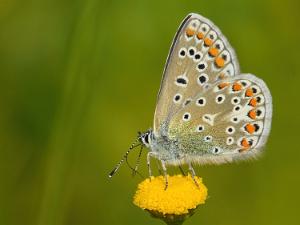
xmin=167 ymin=74 xmax=272 ymax=164
xmin=154 ymin=13 xmax=240 ymax=136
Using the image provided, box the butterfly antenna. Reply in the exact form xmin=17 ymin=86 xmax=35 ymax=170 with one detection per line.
xmin=132 ymin=145 xmax=144 ymax=177
xmin=108 ymin=139 xmax=140 ymax=178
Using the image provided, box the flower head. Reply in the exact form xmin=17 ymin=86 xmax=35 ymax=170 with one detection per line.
xmin=133 ymin=174 xmax=208 ymax=224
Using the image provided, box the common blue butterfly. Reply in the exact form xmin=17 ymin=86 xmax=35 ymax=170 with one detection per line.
xmin=109 ymin=13 xmax=272 ymax=188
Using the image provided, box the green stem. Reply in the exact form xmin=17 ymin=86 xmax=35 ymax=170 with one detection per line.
xmin=165 ymin=221 xmax=184 ymax=225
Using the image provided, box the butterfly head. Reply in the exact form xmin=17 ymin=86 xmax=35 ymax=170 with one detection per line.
xmin=108 ymin=129 xmax=154 ymax=178
xmin=138 ymin=129 xmax=153 ymax=148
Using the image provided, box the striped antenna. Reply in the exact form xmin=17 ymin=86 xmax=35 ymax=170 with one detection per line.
xmin=108 ymin=138 xmax=140 ymax=178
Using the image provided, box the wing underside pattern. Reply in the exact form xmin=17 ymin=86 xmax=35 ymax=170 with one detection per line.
xmin=154 ymin=13 xmax=240 ymax=135
xmin=167 ymin=74 xmax=272 ymax=164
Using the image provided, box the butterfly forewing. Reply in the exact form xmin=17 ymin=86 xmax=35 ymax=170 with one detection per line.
xmin=154 ymin=13 xmax=240 ymax=136
xmin=167 ymin=74 xmax=272 ymax=164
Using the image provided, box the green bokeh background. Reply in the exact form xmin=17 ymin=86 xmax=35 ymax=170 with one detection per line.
xmin=0 ymin=0 xmax=299 ymax=225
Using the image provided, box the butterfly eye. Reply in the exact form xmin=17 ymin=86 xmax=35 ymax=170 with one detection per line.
xmin=143 ymin=134 xmax=150 ymax=144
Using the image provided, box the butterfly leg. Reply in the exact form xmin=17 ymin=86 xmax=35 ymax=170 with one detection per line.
xmin=188 ymin=162 xmax=199 ymax=188
xmin=178 ymin=165 xmax=186 ymax=176
xmin=132 ymin=145 xmax=143 ymax=177
xmin=161 ymin=160 xmax=169 ymax=190
xmin=155 ymin=160 xmax=162 ymax=175
xmin=147 ymin=152 xmax=156 ymax=179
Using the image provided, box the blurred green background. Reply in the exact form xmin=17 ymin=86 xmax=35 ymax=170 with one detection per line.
xmin=0 ymin=0 xmax=299 ymax=225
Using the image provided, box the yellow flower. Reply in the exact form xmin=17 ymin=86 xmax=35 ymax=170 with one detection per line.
xmin=133 ymin=174 xmax=208 ymax=225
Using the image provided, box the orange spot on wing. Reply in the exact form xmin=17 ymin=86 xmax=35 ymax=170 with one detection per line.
xmin=241 ymin=138 xmax=250 ymax=147
xmin=248 ymin=110 xmax=256 ymax=119
xmin=208 ymin=47 xmax=219 ymax=57
xmin=186 ymin=28 xmax=195 ymax=37
xmin=239 ymin=138 xmax=250 ymax=152
xmin=218 ymin=82 xmax=229 ymax=89
xmin=245 ymin=124 xmax=255 ymax=134
xmin=245 ymin=88 xmax=254 ymax=97
xmin=232 ymin=82 xmax=242 ymax=91
xmin=215 ymin=57 xmax=225 ymax=68
xmin=249 ymin=98 xmax=257 ymax=107
xmin=196 ymin=32 xmax=204 ymax=39
xmin=204 ymin=38 xmax=213 ymax=46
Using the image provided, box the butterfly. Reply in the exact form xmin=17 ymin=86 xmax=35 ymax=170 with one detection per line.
xmin=109 ymin=13 xmax=272 ymax=188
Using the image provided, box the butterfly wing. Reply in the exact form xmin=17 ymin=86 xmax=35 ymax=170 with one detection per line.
xmin=167 ymin=74 xmax=272 ymax=164
xmin=154 ymin=13 xmax=240 ymax=136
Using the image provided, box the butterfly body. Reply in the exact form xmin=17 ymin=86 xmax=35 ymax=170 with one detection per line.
xmin=141 ymin=129 xmax=185 ymax=164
